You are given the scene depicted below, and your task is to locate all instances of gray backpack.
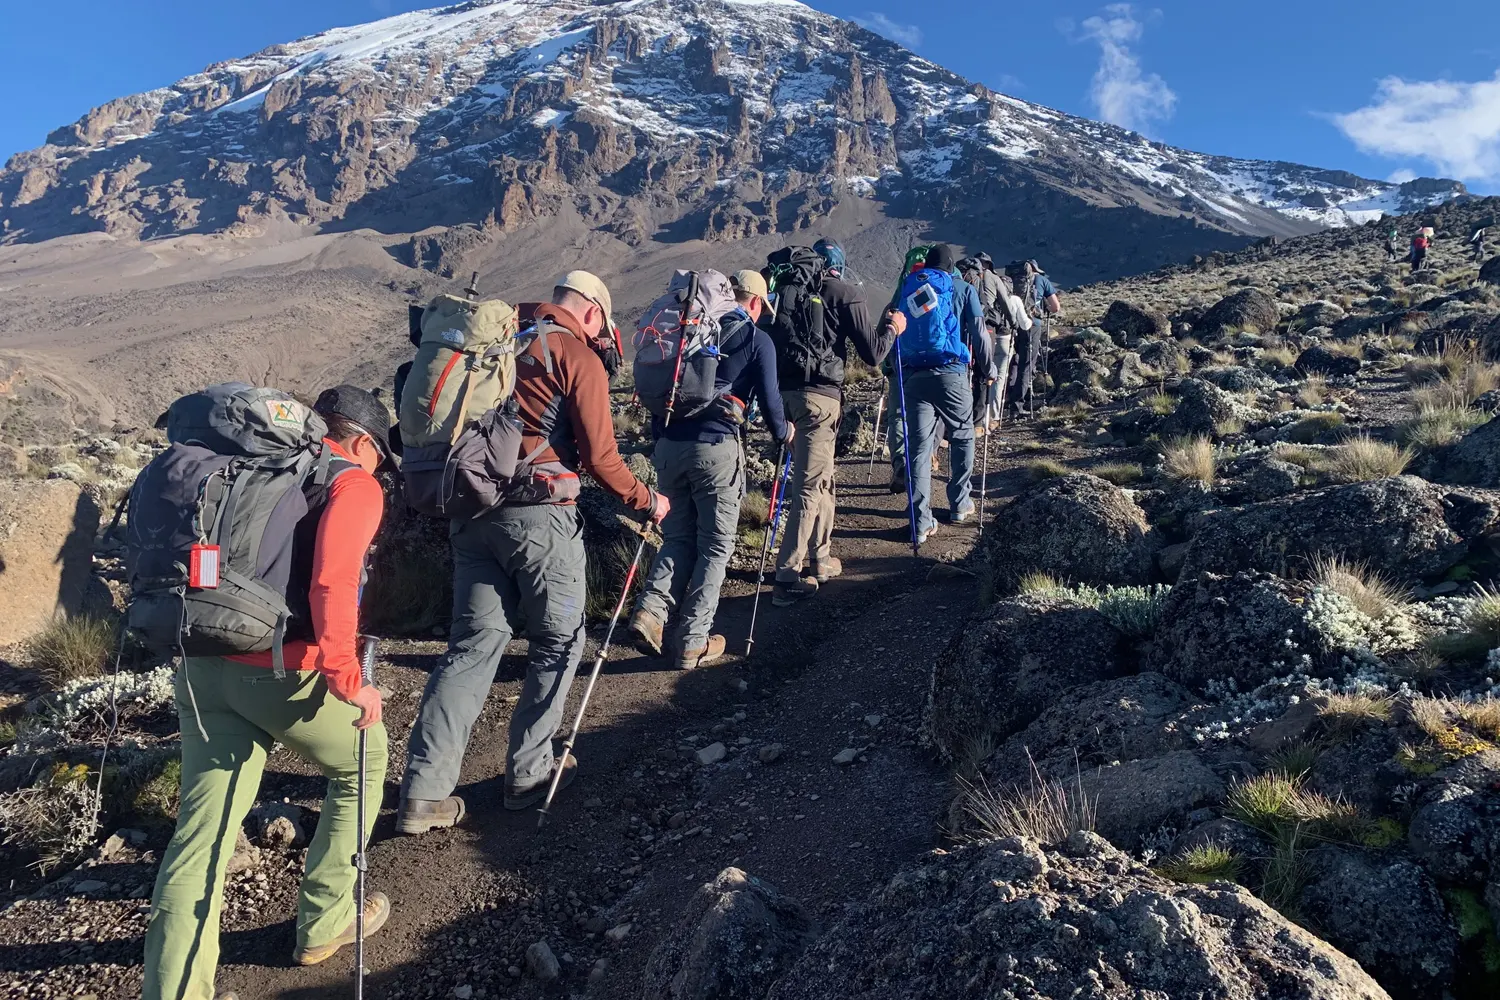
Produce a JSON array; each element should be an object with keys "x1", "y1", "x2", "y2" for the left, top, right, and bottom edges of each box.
[
  {"x1": 631, "y1": 270, "x2": 739, "y2": 423},
  {"x1": 125, "y1": 384, "x2": 355, "y2": 672}
]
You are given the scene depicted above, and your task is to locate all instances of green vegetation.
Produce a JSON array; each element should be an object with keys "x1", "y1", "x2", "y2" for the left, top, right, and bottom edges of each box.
[
  {"x1": 1464, "y1": 585, "x2": 1500, "y2": 645},
  {"x1": 585, "y1": 534, "x2": 654, "y2": 622},
  {"x1": 1265, "y1": 741, "x2": 1321, "y2": 781},
  {"x1": 1091, "y1": 462, "x2": 1144, "y2": 485},
  {"x1": 1096, "y1": 585, "x2": 1171, "y2": 639},
  {"x1": 1161, "y1": 437, "x2": 1216, "y2": 485},
  {"x1": 362, "y1": 544, "x2": 451, "y2": 636},
  {"x1": 1296, "y1": 375, "x2": 1327, "y2": 408},
  {"x1": 1399, "y1": 403, "x2": 1487, "y2": 449},
  {"x1": 1156, "y1": 843, "x2": 1246, "y2": 885},
  {"x1": 1025, "y1": 458, "x2": 1071, "y2": 481},
  {"x1": 1280, "y1": 411, "x2": 1347, "y2": 444},
  {"x1": 28, "y1": 612, "x2": 118, "y2": 689},
  {"x1": 1144, "y1": 392, "x2": 1175, "y2": 416},
  {"x1": 1318, "y1": 436, "x2": 1412, "y2": 483}
]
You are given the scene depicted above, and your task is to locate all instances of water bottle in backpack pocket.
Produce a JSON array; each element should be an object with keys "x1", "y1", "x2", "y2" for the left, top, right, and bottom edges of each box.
[
  {"x1": 898, "y1": 268, "x2": 963, "y2": 370},
  {"x1": 632, "y1": 269, "x2": 738, "y2": 422},
  {"x1": 125, "y1": 384, "x2": 355, "y2": 668}
]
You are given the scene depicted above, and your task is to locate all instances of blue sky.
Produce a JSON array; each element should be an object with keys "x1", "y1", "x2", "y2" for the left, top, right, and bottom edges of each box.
[{"x1": 2, "y1": 0, "x2": 1498, "y2": 193}]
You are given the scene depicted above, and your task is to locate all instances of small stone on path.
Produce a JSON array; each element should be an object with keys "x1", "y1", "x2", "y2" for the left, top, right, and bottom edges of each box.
[
  {"x1": 526, "y1": 941, "x2": 560, "y2": 982},
  {"x1": 696, "y1": 742, "x2": 727, "y2": 765},
  {"x1": 758, "y1": 743, "x2": 784, "y2": 763}
]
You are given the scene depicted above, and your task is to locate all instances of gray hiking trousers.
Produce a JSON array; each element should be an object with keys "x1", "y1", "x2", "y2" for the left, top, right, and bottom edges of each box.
[
  {"x1": 905, "y1": 363, "x2": 975, "y2": 535},
  {"x1": 635, "y1": 436, "x2": 744, "y2": 651},
  {"x1": 403, "y1": 503, "x2": 587, "y2": 799}
]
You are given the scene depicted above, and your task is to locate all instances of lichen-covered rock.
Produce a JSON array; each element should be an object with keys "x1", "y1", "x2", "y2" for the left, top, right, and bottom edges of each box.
[
  {"x1": 1195, "y1": 287, "x2": 1282, "y2": 340},
  {"x1": 642, "y1": 868, "x2": 813, "y2": 1000},
  {"x1": 1179, "y1": 476, "x2": 1500, "y2": 583},
  {"x1": 1139, "y1": 337, "x2": 1187, "y2": 373},
  {"x1": 1441, "y1": 413, "x2": 1500, "y2": 486},
  {"x1": 1480, "y1": 255, "x2": 1500, "y2": 286},
  {"x1": 1296, "y1": 343, "x2": 1362, "y2": 376},
  {"x1": 987, "y1": 474, "x2": 1161, "y2": 589},
  {"x1": 1111, "y1": 352, "x2": 1149, "y2": 391},
  {"x1": 926, "y1": 595, "x2": 1125, "y2": 757},
  {"x1": 1159, "y1": 378, "x2": 1245, "y2": 439},
  {"x1": 1101, "y1": 300, "x2": 1170, "y2": 346},
  {"x1": 1238, "y1": 456, "x2": 1305, "y2": 501},
  {"x1": 767, "y1": 833, "x2": 1391, "y2": 1000},
  {"x1": 1299, "y1": 848, "x2": 1458, "y2": 1000},
  {"x1": 1198, "y1": 364, "x2": 1278, "y2": 393},
  {"x1": 1082, "y1": 750, "x2": 1226, "y2": 852},
  {"x1": 1406, "y1": 752, "x2": 1500, "y2": 884}
]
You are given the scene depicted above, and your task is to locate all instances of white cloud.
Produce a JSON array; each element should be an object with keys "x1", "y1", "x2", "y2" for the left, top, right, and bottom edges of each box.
[
  {"x1": 1387, "y1": 168, "x2": 1418, "y2": 184},
  {"x1": 1077, "y1": 4, "x2": 1177, "y2": 134},
  {"x1": 1333, "y1": 72, "x2": 1500, "y2": 183},
  {"x1": 854, "y1": 12, "x2": 923, "y2": 49}
]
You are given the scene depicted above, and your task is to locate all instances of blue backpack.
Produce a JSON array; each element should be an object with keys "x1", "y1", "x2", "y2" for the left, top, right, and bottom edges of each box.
[{"x1": 897, "y1": 267, "x2": 965, "y2": 370}]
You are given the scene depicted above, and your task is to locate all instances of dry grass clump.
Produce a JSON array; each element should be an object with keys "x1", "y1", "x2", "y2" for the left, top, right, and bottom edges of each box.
[
  {"x1": 1399, "y1": 403, "x2": 1488, "y2": 449},
  {"x1": 1016, "y1": 572, "x2": 1069, "y2": 598},
  {"x1": 1405, "y1": 345, "x2": 1500, "y2": 410},
  {"x1": 1092, "y1": 462, "x2": 1144, "y2": 485},
  {"x1": 957, "y1": 767, "x2": 1097, "y2": 845},
  {"x1": 1025, "y1": 458, "x2": 1071, "y2": 481},
  {"x1": 1319, "y1": 436, "x2": 1412, "y2": 483},
  {"x1": 1261, "y1": 344, "x2": 1300, "y2": 368},
  {"x1": 1281, "y1": 411, "x2": 1347, "y2": 443},
  {"x1": 1161, "y1": 437, "x2": 1216, "y2": 485},
  {"x1": 1310, "y1": 553, "x2": 1409, "y2": 618},
  {"x1": 584, "y1": 535, "x2": 654, "y2": 621},
  {"x1": 1144, "y1": 392, "x2": 1175, "y2": 416},
  {"x1": 1319, "y1": 693, "x2": 1396, "y2": 732},
  {"x1": 28, "y1": 613, "x2": 118, "y2": 689},
  {"x1": 1453, "y1": 698, "x2": 1500, "y2": 741},
  {"x1": 1296, "y1": 375, "x2": 1328, "y2": 408}
]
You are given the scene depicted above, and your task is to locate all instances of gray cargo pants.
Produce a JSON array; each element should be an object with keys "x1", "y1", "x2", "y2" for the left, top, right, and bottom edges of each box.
[
  {"x1": 635, "y1": 436, "x2": 744, "y2": 651},
  {"x1": 403, "y1": 503, "x2": 586, "y2": 798},
  {"x1": 905, "y1": 362, "x2": 975, "y2": 535}
]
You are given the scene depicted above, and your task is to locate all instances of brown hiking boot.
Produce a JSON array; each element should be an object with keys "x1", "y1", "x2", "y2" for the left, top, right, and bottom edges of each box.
[
  {"x1": 772, "y1": 575, "x2": 818, "y2": 607},
  {"x1": 628, "y1": 609, "x2": 664, "y2": 656},
  {"x1": 395, "y1": 796, "x2": 466, "y2": 835},
  {"x1": 811, "y1": 557, "x2": 842, "y2": 583},
  {"x1": 504, "y1": 755, "x2": 578, "y2": 811},
  {"x1": 677, "y1": 635, "x2": 727, "y2": 671},
  {"x1": 293, "y1": 891, "x2": 391, "y2": 966}
]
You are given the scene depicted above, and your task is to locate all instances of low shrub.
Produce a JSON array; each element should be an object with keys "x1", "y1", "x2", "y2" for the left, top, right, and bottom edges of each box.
[
  {"x1": 1095, "y1": 585, "x2": 1170, "y2": 639},
  {"x1": 28, "y1": 613, "x2": 118, "y2": 689},
  {"x1": 1310, "y1": 553, "x2": 1409, "y2": 618},
  {"x1": 1161, "y1": 437, "x2": 1216, "y2": 485},
  {"x1": 1319, "y1": 436, "x2": 1412, "y2": 483}
]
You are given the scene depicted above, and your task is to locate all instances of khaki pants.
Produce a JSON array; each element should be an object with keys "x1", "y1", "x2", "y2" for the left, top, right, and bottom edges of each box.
[
  {"x1": 776, "y1": 390, "x2": 841, "y2": 580},
  {"x1": 144, "y1": 657, "x2": 387, "y2": 1000}
]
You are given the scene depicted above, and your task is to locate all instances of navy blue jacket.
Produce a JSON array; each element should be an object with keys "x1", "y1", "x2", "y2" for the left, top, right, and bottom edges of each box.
[{"x1": 654, "y1": 309, "x2": 790, "y2": 444}]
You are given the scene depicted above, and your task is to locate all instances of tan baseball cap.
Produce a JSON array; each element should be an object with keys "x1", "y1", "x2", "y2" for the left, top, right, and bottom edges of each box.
[
  {"x1": 555, "y1": 270, "x2": 614, "y2": 332},
  {"x1": 731, "y1": 269, "x2": 774, "y2": 317}
]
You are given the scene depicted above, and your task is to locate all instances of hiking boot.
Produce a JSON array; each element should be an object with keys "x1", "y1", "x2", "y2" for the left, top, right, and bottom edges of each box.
[
  {"x1": 628, "y1": 609, "x2": 665, "y2": 657},
  {"x1": 916, "y1": 524, "x2": 936, "y2": 546},
  {"x1": 811, "y1": 557, "x2": 842, "y2": 583},
  {"x1": 772, "y1": 575, "x2": 819, "y2": 607},
  {"x1": 396, "y1": 796, "x2": 466, "y2": 835},
  {"x1": 949, "y1": 502, "x2": 976, "y2": 525},
  {"x1": 504, "y1": 755, "x2": 578, "y2": 811},
  {"x1": 293, "y1": 891, "x2": 391, "y2": 966},
  {"x1": 677, "y1": 635, "x2": 727, "y2": 671}
]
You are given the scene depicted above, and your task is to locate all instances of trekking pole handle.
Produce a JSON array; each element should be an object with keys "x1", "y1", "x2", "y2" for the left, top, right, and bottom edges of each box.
[{"x1": 359, "y1": 635, "x2": 377, "y2": 686}]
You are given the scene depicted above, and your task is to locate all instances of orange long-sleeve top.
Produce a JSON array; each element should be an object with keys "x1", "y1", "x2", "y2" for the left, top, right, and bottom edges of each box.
[{"x1": 228, "y1": 440, "x2": 385, "y2": 700}]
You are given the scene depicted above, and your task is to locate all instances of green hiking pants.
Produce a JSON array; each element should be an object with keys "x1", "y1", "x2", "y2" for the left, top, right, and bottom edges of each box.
[{"x1": 143, "y1": 657, "x2": 387, "y2": 1000}]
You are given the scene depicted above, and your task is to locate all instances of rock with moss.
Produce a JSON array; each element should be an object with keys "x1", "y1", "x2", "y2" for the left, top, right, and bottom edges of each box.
[
  {"x1": 1198, "y1": 364, "x2": 1279, "y2": 393},
  {"x1": 642, "y1": 867, "x2": 815, "y2": 1000},
  {"x1": 1406, "y1": 752, "x2": 1500, "y2": 885},
  {"x1": 1178, "y1": 476, "x2": 1500, "y2": 584},
  {"x1": 767, "y1": 832, "x2": 1391, "y2": 1000},
  {"x1": 1298, "y1": 848, "x2": 1458, "y2": 1000},
  {"x1": 1194, "y1": 287, "x2": 1282, "y2": 341},
  {"x1": 925, "y1": 595, "x2": 1125, "y2": 757},
  {"x1": 986, "y1": 474, "x2": 1161, "y2": 589},
  {"x1": 1159, "y1": 378, "x2": 1248, "y2": 439}
]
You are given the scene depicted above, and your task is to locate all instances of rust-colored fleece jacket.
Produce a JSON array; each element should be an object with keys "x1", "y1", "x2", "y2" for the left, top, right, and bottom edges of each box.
[{"x1": 519, "y1": 303, "x2": 653, "y2": 514}]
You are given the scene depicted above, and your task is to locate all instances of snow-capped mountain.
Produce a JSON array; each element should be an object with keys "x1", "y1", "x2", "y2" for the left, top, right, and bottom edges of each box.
[{"x1": 0, "y1": 0, "x2": 1466, "y2": 260}]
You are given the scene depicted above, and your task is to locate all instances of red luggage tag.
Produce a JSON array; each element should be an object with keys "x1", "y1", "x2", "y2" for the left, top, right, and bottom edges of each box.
[{"x1": 189, "y1": 544, "x2": 221, "y2": 589}]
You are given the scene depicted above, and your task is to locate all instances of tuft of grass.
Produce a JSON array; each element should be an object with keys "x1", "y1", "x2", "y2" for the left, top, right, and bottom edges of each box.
[
  {"x1": 1156, "y1": 843, "x2": 1246, "y2": 885},
  {"x1": 1261, "y1": 827, "x2": 1311, "y2": 916},
  {"x1": 1272, "y1": 443, "x2": 1323, "y2": 468},
  {"x1": 1400, "y1": 404, "x2": 1488, "y2": 449},
  {"x1": 1025, "y1": 458, "x2": 1071, "y2": 481},
  {"x1": 1214, "y1": 416, "x2": 1245, "y2": 438},
  {"x1": 739, "y1": 488, "x2": 771, "y2": 530},
  {"x1": 0, "y1": 763, "x2": 99, "y2": 873},
  {"x1": 1454, "y1": 697, "x2": 1500, "y2": 741},
  {"x1": 585, "y1": 534, "x2": 655, "y2": 622},
  {"x1": 1404, "y1": 345, "x2": 1499, "y2": 409},
  {"x1": 1017, "y1": 572, "x2": 1070, "y2": 598},
  {"x1": 957, "y1": 765, "x2": 1097, "y2": 846},
  {"x1": 1281, "y1": 411, "x2": 1347, "y2": 444},
  {"x1": 1262, "y1": 344, "x2": 1299, "y2": 368},
  {"x1": 1225, "y1": 773, "x2": 1360, "y2": 837},
  {"x1": 1320, "y1": 436, "x2": 1413, "y2": 483},
  {"x1": 362, "y1": 545, "x2": 451, "y2": 637},
  {"x1": 1265, "y1": 741, "x2": 1321, "y2": 781},
  {"x1": 1466, "y1": 585, "x2": 1500, "y2": 646},
  {"x1": 1144, "y1": 392, "x2": 1175, "y2": 416},
  {"x1": 1319, "y1": 692, "x2": 1396, "y2": 733},
  {"x1": 28, "y1": 613, "x2": 118, "y2": 690},
  {"x1": 1296, "y1": 375, "x2": 1328, "y2": 408},
  {"x1": 1310, "y1": 553, "x2": 1409, "y2": 619},
  {"x1": 1092, "y1": 462, "x2": 1144, "y2": 485},
  {"x1": 1161, "y1": 437, "x2": 1217, "y2": 485}
]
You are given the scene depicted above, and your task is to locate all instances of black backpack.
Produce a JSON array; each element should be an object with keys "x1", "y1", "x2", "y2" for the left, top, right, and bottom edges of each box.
[
  {"x1": 125, "y1": 384, "x2": 356, "y2": 670},
  {"x1": 764, "y1": 246, "x2": 842, "y2": 389},
  {"x1": 1005, "y1": 260, "x2": 1040, "y2": 318}
]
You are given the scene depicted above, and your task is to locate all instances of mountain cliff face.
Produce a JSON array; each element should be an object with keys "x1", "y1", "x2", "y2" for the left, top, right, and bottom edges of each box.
[{"x1": 0, "y1": 0, "x2": 1468, "y2": 278}]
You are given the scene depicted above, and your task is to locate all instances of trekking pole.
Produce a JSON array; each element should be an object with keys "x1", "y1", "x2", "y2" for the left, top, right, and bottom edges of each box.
[
  {"x1": 538, "y1": 532, "x2": 649, "y2": 830},
  {"x1": 354, "y1": 634, "x2": 377, "y2": 1000},
  {"x1": 978, "y1": 409, "x2": 993, "y2": 541},
  {"x1": 893, "y1": 338, "x2": 919, "y2": 556},
  {"x1": 746, "y1": 446, "x2": 794, "y2": 656},
  {"x1": 865, "y1": 388, "x2": 886, "y2": 485}
]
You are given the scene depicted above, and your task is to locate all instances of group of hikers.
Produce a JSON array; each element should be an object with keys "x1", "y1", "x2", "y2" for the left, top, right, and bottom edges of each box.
[
  {"x1": 1390, "y1": 222, "x2": 1490, "y2": 271},
  {"x1": 123, "y1": 238, "x2": 1061, "y2": 999}
]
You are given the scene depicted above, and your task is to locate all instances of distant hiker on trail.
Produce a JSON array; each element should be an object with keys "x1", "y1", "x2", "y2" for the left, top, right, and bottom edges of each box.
[
  {"x1": 763, "y1": 239, "x2": 902, "y2": 606},
  {"x1": 139, "y1": 384, "x2": 393, "y2": 1000},
  {"x1": 626, "y1": 269, "x2": 792, "y2": 670},
  {"x1": 894, "y1": 243, "x2": 990, "y2": 545},
  {"x1": 1004, "y1": 259, "x2": 1058, "y2": 418},
  {"x1": 1411, "y1": 231, "x2": 1432, "y2": 273},
  {"x1": 1472, "y1": 225, "x2": 1488, "y2": 262},
  {"x1": 399, "y1": 271, "x2": 668, "y2": 831},
  {"x1": 957, "y1": 253, "x2": 1033, "y2": 431},
  {"x1": 1387, "y1": 226, "x2": 1402, "y2": 263}
]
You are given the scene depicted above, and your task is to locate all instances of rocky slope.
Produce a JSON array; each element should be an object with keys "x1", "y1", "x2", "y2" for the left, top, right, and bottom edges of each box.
[{"x1": 0, "y1": 0, "x2": 1466, "y2": 281}]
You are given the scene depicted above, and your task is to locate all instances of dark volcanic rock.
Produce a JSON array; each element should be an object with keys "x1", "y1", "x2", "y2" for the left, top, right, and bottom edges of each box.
[
  {"x1": 1159, "y1": 378, "x2": 1242, "y2": 439},
  {"x1": 1442, "y1": 413, "x2": 1500, "y2": 486},
  {"x1": 926, "y1": 595, "x2": 1125, "y2": 756},
  {"x1": 1150, "y1": 571, "x2": 1323, "y2": 690},
  {"x1": 1102, "y1": 300, "x2": 1170, "y2": 346},
  {"x1": 1295, "y1": 343, "x2": 1362, "y2": 376},
  {"x1": 1481, "y1": 255, "x2": 1500, "y2": 285},
  {"x1": 987, "y1": 474, "x2": 1161, "y2": 588},
  {"x1": 766, "y1": 833, "x2": 1390, "y2": 1000},
  {"x1": 1194, "y1": 287, "x2": 1282, "y2": 340},
  {"x1": 1178, "y1": 476, "x2": 1500, "y2": 583}
]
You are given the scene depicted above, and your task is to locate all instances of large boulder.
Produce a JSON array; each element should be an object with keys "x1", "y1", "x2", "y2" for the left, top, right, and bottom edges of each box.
[
  {"x1": 1295, "y1": 343, "x2": 1362, "y2": 377},
  {"x1": 986, "y1": 474, "x2": 1160, "y2": 589},
  {"x1": 926, "y1": 595, "x2": 1125, "y2": 757},
  {"x1": 1159, "y1": 378, "x2": 1245, "y2": 439},
  {"x1": 1178, "y1": 476, "x2": 1500, "y2": 583},
  {"x1": 1480, "y1": 255, "x2": 1500, "y2": 285},
  {"x1": 1195, "y1": 287, "x2": 1282, "y2": 340},
  {"x1": 1299, "y1": 848, "x2": 1458, "y2": 1000},
  {"x1": 1082, "y1": 750, "x2": 1226, "y2": 852},
  {"x1": 1406, "y1": 751, "x2": 1500, "y2": 885},
  {"x1": 0, "y1": 479, "x2": 103, "y2": 646},
  {"x1": 1101, "y1": 300, "x2": 1169, "y2": 346},
  {"x1": 767, "y1": 833, "x2": 1391, "y2": 1000},
  {"x1": 642, "y1": 867, "x2": 814, "y2": 1000},
  {"x1": 1441, "y1": 413, "x2": 1500, "y2": 486}
]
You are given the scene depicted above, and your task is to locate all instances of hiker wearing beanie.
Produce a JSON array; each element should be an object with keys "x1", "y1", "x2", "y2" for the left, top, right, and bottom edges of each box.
[
  {"x1": 893, "y1": 243, "x2": 990, "y2": 544},
  {"x1": 766, "y1": 238, "x2": 904, "y2": 606},
  {"x1": 628, "y1": 270, "x2": 792, "y2": 669},
  {"x1": 399, "y1": 271, "x2": 668, "y2": 830},
  {"x1": 142, "y1": 385, "x2": 393, "y2": 1000}
]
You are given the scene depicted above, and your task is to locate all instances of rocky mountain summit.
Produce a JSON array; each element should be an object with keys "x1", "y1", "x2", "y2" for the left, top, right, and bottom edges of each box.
[{"x1": 0, "y1": 0, "x2": 1466, "y2": 279}]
